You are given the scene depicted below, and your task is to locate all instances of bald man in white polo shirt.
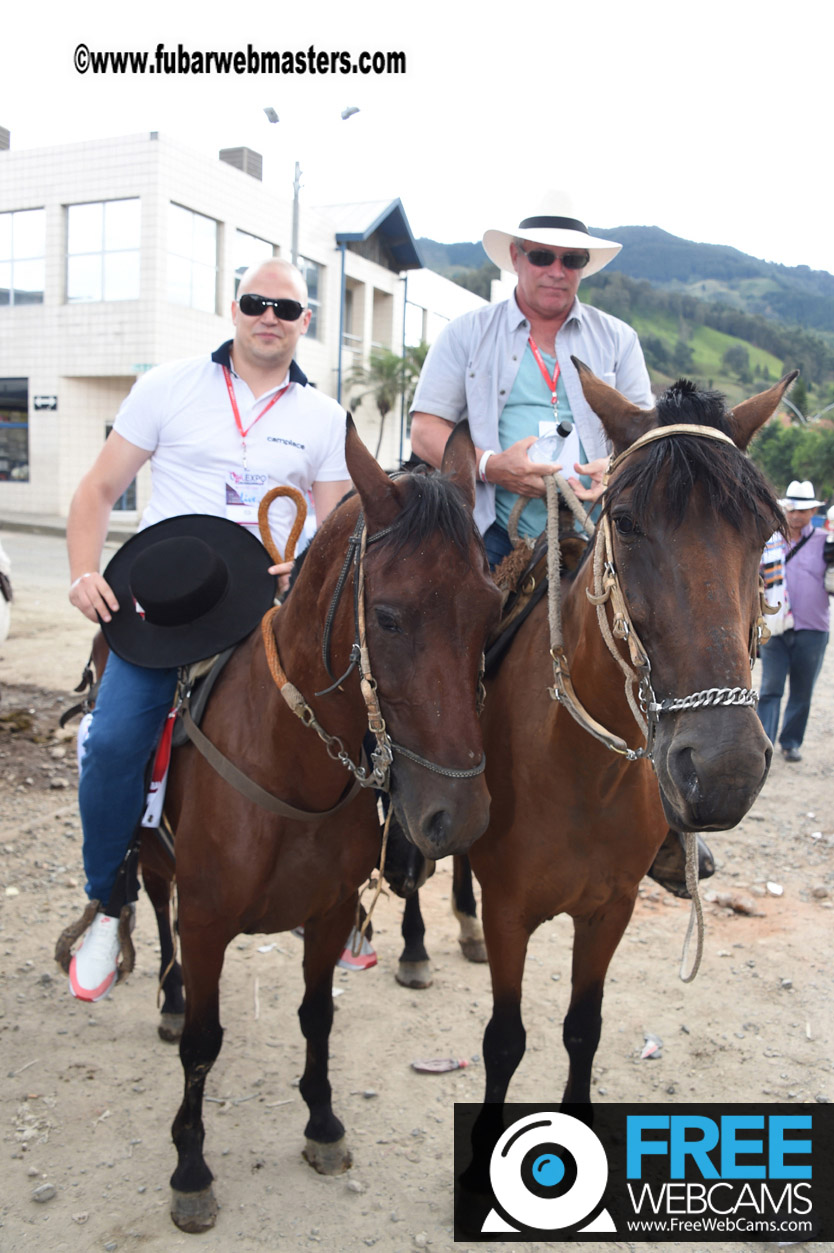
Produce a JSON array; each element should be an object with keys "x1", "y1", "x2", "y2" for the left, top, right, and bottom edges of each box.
[{"x1": 65, "y1": 259, "x2": 351, "y2": 1002}]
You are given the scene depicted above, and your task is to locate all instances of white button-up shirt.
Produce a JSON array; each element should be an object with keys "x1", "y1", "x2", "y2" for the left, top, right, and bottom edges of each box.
[{"x1": 412, "y1": 292, "x2": 653, "y2": 533}]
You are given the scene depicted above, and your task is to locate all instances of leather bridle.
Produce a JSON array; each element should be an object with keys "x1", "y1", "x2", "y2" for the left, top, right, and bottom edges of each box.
[{"x1": 547, "y1": 424, "x2": 769, "y2": 764}]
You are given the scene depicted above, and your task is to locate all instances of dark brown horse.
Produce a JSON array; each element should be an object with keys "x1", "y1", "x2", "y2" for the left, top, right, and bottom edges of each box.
[
  {"x1": 458, "y1": 366, "x2": 793, "y2": 1201},
  {"x1": 153, "y1": 421, "x2": 500, "y2": 1231}
]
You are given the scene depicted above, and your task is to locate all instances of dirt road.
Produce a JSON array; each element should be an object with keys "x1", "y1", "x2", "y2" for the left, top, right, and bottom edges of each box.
[{"x1": 1, "y1": 533, "x2": 832, "y2": 1251}]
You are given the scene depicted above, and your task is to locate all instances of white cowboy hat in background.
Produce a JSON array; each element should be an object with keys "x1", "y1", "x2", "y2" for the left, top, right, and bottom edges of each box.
[
  {"x1": 779, "y1": 480, "x2": 826, "y2": 510},
  {"x1": 482, "y1": 190, "x2": 622, "y2": 278}
]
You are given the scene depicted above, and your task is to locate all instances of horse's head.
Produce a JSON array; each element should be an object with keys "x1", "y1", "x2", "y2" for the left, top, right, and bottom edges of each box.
[
  {"x1": 574, "y1": 359, "x2": 796, "y2": 831},
  {"x1": 332, "y1": 419, "x2": 502, "y2": 859}
]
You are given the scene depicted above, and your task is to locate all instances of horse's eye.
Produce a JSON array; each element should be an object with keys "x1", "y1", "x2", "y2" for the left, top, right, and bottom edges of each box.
[
  {"x1": 376, "y1": 608, "x2": 401, "y2": 634},
  {"x1": 614, "y1": 514, "x2": 640, "y2": 536}
]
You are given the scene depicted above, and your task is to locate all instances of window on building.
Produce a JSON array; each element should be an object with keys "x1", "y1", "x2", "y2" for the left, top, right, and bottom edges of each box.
[
  {"x1": 0, "y1": 209, "x2": 46, "y2": 306},
  {"x1": 0, "y1": 378, "x2": 29, "y2": 482},
  {"x1": 105, "y1": 422, "x2": 136, "y2": 510},
  {"x1": 168, "y1": 203, "x2": 218, "y2": 313},
  {"x1": 67, "y1": 199, "x2": 141, "y2": 302},
  {"x1": 233, "y1": 230, "x2": 276, "y2": 297},
  {"x1": 297, "y1": 256, "x2": 321, "y2": 339}
]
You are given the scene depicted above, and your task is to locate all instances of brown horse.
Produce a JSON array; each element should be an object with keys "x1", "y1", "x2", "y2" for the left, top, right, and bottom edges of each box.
[
  {"x1": 458, "y1": 365, "x2": 793, "y2": 1196},
  {"x1": 155, "y1": 420, "x2": 500, "y2": 1232}
]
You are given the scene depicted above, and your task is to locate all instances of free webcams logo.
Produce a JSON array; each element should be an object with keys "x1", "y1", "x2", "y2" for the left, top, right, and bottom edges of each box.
[
  {"x1": 482, "y1": 1111, "x2": 615, "y2": 1235},
  {"x1": 454, "y1": 1103, "x2": 832, "y2": 1243}
]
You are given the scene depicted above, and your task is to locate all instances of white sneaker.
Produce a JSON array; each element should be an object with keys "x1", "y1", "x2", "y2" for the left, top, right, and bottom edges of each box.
[{"x1": 68, "y1": 911, "x2": 122, "y2": 1001}]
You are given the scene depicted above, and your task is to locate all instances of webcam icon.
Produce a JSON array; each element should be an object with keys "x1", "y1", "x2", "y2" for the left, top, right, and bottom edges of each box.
[{"x1": 483, "y1": 1111, "x2": 616, "y2": 1234}]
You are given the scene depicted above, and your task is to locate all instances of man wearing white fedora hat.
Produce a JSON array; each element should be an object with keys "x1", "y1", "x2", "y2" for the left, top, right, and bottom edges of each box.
[
  {"x1": 411, "y1": 194, "x2": 716, "y2": 898},
  {"x1": 758, "y1": 480, "x2": 831, "y2": 762},
  {"x1": 411, "y1": 191, "x2": 653, "y2": 564}
]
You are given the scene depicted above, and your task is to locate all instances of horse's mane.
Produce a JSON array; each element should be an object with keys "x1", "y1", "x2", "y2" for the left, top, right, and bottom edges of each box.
[
  {"x1": 602, "y1": 379, "x2": 783, "y2": 538},
  {"x1": 374, "y1": 464, "x2": 479, "y2": 559}
]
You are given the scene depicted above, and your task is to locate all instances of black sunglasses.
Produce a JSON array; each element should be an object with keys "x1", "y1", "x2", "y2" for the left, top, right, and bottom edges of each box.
[
  {"x1": 238, "y1": 293, "x2": 305, "y2": 320},
  {"x1": 516, "y1": 243, "x2": 590, "y2": 271}
]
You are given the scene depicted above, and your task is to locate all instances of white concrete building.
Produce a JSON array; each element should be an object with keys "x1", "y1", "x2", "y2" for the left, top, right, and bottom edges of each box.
[{"x1": 0, "y1": 129, "x2": 484, "y2": 522}]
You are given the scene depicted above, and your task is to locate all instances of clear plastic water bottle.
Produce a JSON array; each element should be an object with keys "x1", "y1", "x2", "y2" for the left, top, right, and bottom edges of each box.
[{"x1": 528, "y1": 420, "x2": 573, "y2": 464}]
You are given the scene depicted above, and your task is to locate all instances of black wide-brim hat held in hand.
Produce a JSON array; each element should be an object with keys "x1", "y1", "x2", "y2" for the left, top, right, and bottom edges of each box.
[{"x1": 101, "y1": 514, "x2": 277, "y2": 669}]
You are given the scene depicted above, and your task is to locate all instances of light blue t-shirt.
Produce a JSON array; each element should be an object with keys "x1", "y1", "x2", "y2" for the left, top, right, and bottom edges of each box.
[{"x1": 495, "y1": 344, "x2": 587, "y2": 539}]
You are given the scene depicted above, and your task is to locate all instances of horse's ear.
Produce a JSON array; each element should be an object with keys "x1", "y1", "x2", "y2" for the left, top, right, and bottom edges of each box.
[
  {"x1": 729, "y1": 371, "x2": 799, "y2": 450},
  {"x1": 440, "y1": 420, "x2": 477, "y2": 512},
  {"x1": 344, "y1": 414, "x2": 405, "y2": 528},
  {"x1": 571, "y1": 357, "x2": 654, "y2": 453}
]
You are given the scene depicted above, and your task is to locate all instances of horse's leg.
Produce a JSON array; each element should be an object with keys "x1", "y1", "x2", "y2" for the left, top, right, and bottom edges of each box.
[
  {"x1": 561, "y1": 895, "x2": 636, "y2": 1112},
  {"x1": 141, "y1": 864, "x2": 185, "y2": 1043},
  {"x1": 452, "y1": 854, "x2": 486, "y2": 963},
  {"x1": 397, "y1": 893, "x2": 433, "y2": 989},
  {"x1": 299, "y1": 895, "x2": 356, "y2": 1175},
  {"x1": 169, "y1": 928, "x2": 226, "y2": 1233},
  {"x1": 458, "y1": 899, "x2": 531, "y2": 1204}
]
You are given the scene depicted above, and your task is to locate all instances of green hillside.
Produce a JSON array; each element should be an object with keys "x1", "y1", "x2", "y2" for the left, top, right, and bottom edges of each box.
[
  {"x1": 604, "y1": 226, "x2": 834, "y2": 335},
  {"x1": 580, "y1": 271, "x2": 834, "y2": 409},
  {"x1": 581, "y1": 291, "x2": 787, "y2": 404}
]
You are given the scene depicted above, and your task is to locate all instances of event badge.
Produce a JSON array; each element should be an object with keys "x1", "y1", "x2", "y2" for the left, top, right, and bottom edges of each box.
[{"x1": 225, "y1": 470, "x2": 267, "y2": 526}]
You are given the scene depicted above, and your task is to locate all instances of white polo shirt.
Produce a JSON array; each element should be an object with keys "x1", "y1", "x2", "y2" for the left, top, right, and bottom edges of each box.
[{"x1": 114, "y1": 341, "x2": 349, "y2": 554}]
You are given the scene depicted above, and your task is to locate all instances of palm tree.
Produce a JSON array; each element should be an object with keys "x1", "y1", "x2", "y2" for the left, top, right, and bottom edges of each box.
[{"x1": 347, "y1": 343, "x2": 428, "y2": 460}]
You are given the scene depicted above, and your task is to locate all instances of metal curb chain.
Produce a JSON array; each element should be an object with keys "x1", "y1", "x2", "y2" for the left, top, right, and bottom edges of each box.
[{"x1": 648, "y1": 686, "x2": 759, "y2": 714}]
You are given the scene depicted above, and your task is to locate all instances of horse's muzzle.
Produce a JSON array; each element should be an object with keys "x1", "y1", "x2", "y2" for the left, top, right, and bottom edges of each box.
[
  {"x1": 653, "y1": 708, "x2": 772, "y2": 831},
  {"x1": 390, "y1": 769, "x2": 491, "y2": 860}
]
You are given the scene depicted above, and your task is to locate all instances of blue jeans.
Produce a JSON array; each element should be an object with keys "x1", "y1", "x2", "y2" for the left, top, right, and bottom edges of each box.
[
  {"x1": 78, "y1": 652, "x2": 178, "y2": 903},
  {"x1": 483, "y1": 522, "x2": 513, "y2": 569},
  {"x1": 757, "y1": 629, "x2": 829, "y2": 750}
]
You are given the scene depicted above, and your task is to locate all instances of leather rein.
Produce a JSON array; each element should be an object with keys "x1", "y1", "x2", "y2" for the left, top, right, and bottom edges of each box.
[
  {"x1": 545, "y1": 423, "x2": 773, "y2": 764},
  {"x1": 180, "y1": 486, "x2": 484, "y2": 822}
]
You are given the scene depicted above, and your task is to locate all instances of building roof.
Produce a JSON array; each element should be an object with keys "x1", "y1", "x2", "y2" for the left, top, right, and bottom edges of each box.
[{"x1": 319, "y1": 199, "x2": 423, "y2": 271}]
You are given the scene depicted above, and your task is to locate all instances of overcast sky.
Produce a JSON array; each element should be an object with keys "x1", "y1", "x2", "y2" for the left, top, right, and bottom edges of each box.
[{"x1": 4, "y1": 0, "x2": 832, "y2": 274}]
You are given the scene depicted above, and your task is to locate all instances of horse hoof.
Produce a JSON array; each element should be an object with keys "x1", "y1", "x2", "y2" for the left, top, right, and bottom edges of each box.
[
  {"x1": 396, "y1": 960, "x2": 433, "y2": 989},
  {"x1": 458, "y1": 937, "x2": 487, "y2": 963},
  {"x1": 170, "y1": 1185, "x2": 218, "y2": 1232},
  {"x1": 158, "y1": 1012, "x2": 185, "y2": 1043},
  {"x1": 303, "y1": 1136, "x2": 352, "y2": 1175}
]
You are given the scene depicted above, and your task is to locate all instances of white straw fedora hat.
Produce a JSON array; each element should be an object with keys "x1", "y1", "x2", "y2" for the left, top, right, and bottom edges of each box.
[
  {"x1": 779, "y1": 480, "x2": 826, "y2": 510},
  {"x1": 483, "y1": 191, "x2": 622, "y2": 279}
]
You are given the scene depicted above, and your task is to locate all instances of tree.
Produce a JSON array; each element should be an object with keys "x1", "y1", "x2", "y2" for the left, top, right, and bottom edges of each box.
[
  {"x1": 791, "y1": 426, "x2": 834, "y2": 501},
  {"x1": 642, "y1": 334, "x2": 671, "y2": 372},
  {"x1": 749, "y1": 422, "x2": 799, "y2": 494},
  {"x1": 347, "y1": 343, "x2": 428, "y2": 461},
  {"x1": 672, "y1": 339, "x2": 694, "y2": 372},
  {"x1": 788, "y1": 375, "x2": 809, "y2": 417},
  {"x1": 722, "y1": 344, "x2": 751, "y2": 382}
]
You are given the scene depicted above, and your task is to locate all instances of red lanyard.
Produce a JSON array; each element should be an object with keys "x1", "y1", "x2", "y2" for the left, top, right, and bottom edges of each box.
[
  {"x1": 528, "y1": 337, "x2": 560, "y2": 416},
  {"x1": 223, "y1": 366, "x2": 290, "y2": 468}
]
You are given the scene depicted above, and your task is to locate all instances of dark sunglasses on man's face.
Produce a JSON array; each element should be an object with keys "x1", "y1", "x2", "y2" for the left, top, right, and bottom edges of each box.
[
  {"x1": 517, "y1": 243, "x2": 590, "y2": 270},
  {"x1": 238, "y1": 293, "x2": 305, "y2": 320}
]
